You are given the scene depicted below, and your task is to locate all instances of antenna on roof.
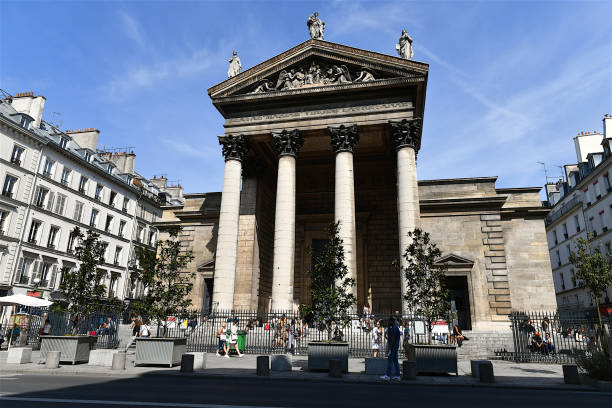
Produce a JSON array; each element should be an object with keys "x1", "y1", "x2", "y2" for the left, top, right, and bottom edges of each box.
[
  {"x1": 554, "y1": 165, "x2": 566, "y2": 183},
  {"x1": 51, "y1": 111, "x2": 63, "y2": 129},
  {"x1": 537, "y1": 162, "x2": 548, "y2": 182},
  {"x1": 0, "y1": 88, "x2": 12, "y2": 99}
]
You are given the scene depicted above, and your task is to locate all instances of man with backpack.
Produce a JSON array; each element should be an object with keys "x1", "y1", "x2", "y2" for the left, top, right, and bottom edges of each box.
[{"x1": 380, "y1": 317, "x2": 401, "y2": 381}]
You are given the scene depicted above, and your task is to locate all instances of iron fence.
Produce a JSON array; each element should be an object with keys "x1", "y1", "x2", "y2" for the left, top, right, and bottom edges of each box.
[
  {"x1": 502, "y1": 310, "x2": 612, "y2": 363},
  {"x1": 139, "y1": 309, "x2": 450, "y2": 358},
  {"x1": 1, "y1": 307, "x2": 120, "y2": 349}
]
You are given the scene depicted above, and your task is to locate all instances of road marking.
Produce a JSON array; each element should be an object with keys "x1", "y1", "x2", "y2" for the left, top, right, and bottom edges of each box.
[{"x1": 0, "y1": 397, "x2": 288, "y2": 408}]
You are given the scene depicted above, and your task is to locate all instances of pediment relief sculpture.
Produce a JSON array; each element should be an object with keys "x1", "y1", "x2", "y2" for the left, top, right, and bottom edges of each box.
[{"x1": 249, "y1": 60, "x2": 378, "y2": 94}]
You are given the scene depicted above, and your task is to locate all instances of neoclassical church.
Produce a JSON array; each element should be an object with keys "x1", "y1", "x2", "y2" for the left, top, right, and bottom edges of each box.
[{"x1": 158, "y1": 37, "x2": 557, "y2": 331}]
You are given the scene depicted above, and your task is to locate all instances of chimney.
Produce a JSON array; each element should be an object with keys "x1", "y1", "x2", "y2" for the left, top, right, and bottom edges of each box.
[
  {"x1": 11, "y1": 92, "x2": 46, "y2": 128},
  {"x1": 65, "y1": 128, "x2": 100, "y2": 151},
  {"x1": 150, "y1": 176, "x2": 168, "y2": 189},
  {"x1": 102, "y1": 152, "x2": 136, "y2": 175},
  {"x1": 604, "y1": 114, "x2": 612, "y2": 139}
]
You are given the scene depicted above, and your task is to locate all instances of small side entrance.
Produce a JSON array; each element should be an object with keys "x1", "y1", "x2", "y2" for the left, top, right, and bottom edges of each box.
[{"x1": 446, "y1": 276, "x2": 472, "y2": 330}]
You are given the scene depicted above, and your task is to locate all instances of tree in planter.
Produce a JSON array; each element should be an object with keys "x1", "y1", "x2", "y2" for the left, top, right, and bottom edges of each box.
[
  {"x1": 300, "y1": 222, "x2": 356, "y2": 341},
  {"x1": 57, "y1": 227, "x2": 123, "y2": 333},
  {"x1": 569, "y1": 236, "x2": 612, "y2": 356},
  {"x1": 131, "y1": 227, "x2": 194, "y2": 337},
  {"x1": 401, "y1": 228, "x2": 451, "y2": 345}
]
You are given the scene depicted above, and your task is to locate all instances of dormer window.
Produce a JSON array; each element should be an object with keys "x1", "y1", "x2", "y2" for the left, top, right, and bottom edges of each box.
[
  {"x1": 107, "y1": 164, "x2": 113, "y2": 174},
  {"x1": 84, "y1": 152, "x2": 92, "y2": 162},
  {"x1": 20, "y1": 115, "x2": 32, "y2": 129},
  {"x1": 59, "y1": 137, "x2": 68, "y2": 149}
]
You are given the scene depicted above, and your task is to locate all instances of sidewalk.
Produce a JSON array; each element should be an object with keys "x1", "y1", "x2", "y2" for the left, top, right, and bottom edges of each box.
[{"x1": 0, "y1": 350, "x2": 598, "y2": 391}]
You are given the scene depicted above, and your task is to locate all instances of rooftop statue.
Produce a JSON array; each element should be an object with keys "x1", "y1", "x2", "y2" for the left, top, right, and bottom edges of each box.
[
  {"x1": 228, "y1": 50, "x2": 242, "y2": 78},
  {"x1": 307, "y1": 12, "x2": 325, "y2": 40},
  {"x1": 396, "y1": 29, "x2": 414, "y2": 60}
]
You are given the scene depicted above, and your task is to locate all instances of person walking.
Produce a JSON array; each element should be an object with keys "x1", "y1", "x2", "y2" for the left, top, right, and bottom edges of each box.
[
  {"x1": 216, "y1": 323, "x2": 229, "y2": 357},
  {"x1": 124, "y1": 317, "x2": 142, "y2": 352},
  {"x1": 140, "y1": 320, "x2": 152, "y2": 338},
  {"x1": 229, "y1": 319, "x2": 243, "y2": 357},
  {"x1": 287, "y1": 319, "x2": 297, "y2": 355},
  {"x1": 371, "y1": 320, "x2": 382, "y2": 357},
  {"x1": 380, "y1": 317, "x2": 401, "y2": 381}
]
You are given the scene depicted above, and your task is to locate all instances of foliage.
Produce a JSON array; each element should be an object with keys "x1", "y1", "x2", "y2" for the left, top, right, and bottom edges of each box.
[
  {"x1": 576, "y1": 349, "x2": 612, "y2": 381},
  {"x1": 58, "y1": 227, "x2": 123, "y2": 328},
  {"x1": 401, "y1": 228, "x2": 451, "y2": 344},
  {"x1": 300, "y1": 222, "x2": 356, "y2": 341},
  {"x1": 131, "y1": 228, "x2": 194, "y2": 336},
  {"x1": 569, "y1": 236, "x2": 612, "y2": 355}
]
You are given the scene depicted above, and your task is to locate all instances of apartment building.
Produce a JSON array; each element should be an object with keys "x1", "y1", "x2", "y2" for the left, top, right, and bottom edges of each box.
[
  {"x1": 0, "y1": 91, "x2": 161, "y2": 304},
  {"x1": 544, "y1": 114, "x2": 612, "y2": 316}
]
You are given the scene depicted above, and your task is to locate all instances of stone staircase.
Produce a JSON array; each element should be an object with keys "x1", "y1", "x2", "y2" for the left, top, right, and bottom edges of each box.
[{"x1": 455, "y1": 331, "x2": 514, "y2": 360}]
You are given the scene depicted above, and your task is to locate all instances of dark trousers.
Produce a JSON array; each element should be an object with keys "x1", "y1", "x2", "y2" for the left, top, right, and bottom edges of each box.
[{"x1": 386, "y1": 348, "x2": 400, "y2": 377}]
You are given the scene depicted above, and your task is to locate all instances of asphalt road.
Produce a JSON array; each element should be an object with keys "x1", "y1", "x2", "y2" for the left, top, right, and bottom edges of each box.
[{"x1": 0, "y1": 373, "x2": 610, "y2": 408}]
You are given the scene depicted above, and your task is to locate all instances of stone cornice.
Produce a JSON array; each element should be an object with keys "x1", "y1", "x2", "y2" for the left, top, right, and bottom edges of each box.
[
  {"x1": 208, "y1": 39, "x2": 429, "y2": 99},
  {"x1": 272, "y1": 129, "x2": 304, "y2": 158},
  {"x1": 328, "y1": 124, "x2": 359, "y2": 153},
  {"x1": 218, "y1": 134, "x2": 249, "y2": 162}
]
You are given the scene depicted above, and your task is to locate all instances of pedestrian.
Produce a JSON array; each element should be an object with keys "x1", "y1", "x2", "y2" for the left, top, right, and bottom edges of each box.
[
  {"x1": 216, "y1": 323, "x2": 229, "y2": 357},
  {"x1": 39, "y1": 318, "x2": 51, "y2": 336},
  {"x1": 372, "y1": 320, "x2": 382, "y2": 357},
  {"x1": 140, "y1": 319, "x2": 152, "y2": 338},
  {"x1": 402, "y1": 319, "x2": 411, "y2": 357},
  {"x1": 229, "y1": 319, "x2": 243, "y2": 357},
  {"x1": 380, "y1": 317, "x2": 401, "y2": 381},
  {"x1": 288, "y1": 319, "x2": 297, "y2": 355}
]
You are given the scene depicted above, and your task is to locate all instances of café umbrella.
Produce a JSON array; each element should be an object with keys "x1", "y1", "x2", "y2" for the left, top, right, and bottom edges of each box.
[{"x1": 0, "y1": 294, "x2": 53, "y2": 349}]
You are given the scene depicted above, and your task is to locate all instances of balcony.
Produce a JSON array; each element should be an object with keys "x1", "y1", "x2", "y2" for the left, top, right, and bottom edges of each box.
[
  {"x1": 10, "y1": 158, "x2": 21, "y2": 166},
  {"x1": 47, "y1": 243, "x2": 55, "y2": 250},
  {"x1": 39, "y1": 280, "x2": 49, "y2": 288},
  {"x1": 61, "y1": 179, "x2": 69, "y2": 186},
  {"x1": 2, "y1": 191, "x2": 13, "y2": 199},
  {"x1": 42, "y1": 171, "x2": 51, "y2": 177},
  {"x1": 545, "y1": 196, "x2": 583, "y2": 226},
  {"x1": 17, "y1": 275, "x2": 30, "y2": 285},
  {"x1": 27, "y1": 238, "x2": 37, "y2": 245},
  {"x1": 78, "y1": 187, "x2": 86, "y2": 194},
  {"x1": 603, "y1": 227, "x2": 609, "y2": 233}
]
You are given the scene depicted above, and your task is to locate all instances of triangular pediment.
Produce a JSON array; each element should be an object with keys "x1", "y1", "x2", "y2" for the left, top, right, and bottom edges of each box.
[
  {"x1": 435, "y1": 254, "x2": 475, "y2": 267},
  {"x1": 208, "y1": 39, "x2": 428, "y2": 101}
]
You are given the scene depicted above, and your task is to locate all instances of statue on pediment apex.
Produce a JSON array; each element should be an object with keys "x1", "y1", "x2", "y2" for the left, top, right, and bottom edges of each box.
[
  {"x1": 396, "y1": 29, "x2": 414, "y2": 60},
  {"x1": 307, "y1": 12, "x2": 325, "y2": 40},
  {"x1": 228, "y1": 51, "x2": 242, "y2": 78}
]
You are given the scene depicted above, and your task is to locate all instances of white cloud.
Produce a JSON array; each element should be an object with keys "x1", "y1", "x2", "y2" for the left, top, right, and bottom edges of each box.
[
  {"x1": 118, "y1": 10, "x2": 146, "y2": 48},
  {"x1": 159, "y1": 137, "x2": 218, "y2": 160}
]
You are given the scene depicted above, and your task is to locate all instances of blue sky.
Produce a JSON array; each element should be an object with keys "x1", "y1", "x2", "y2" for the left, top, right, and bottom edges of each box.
[{"x1": 1, "y1": 0, "x2": 611, "y2": 194}]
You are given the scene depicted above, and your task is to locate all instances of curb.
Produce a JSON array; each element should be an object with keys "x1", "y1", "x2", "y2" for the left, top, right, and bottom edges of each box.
[{"x1": 0, "y1": 366, "x2": 600, "y2": 392}]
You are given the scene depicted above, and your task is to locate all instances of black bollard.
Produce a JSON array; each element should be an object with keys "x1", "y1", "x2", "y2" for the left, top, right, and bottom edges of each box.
[
  {"x1": 329, "y1": 359, "x2": 342, "y2": 378},
  {"x1": 257, "y1": 355, "x2": 270, "y2": 376},
  {"x1": 562, "y1": 365, "x2": 580, "y2": 385},
  {"x1": 180, "y1": 353, "x2": 194, "y2": 373},
  {"x1": 402, "y1": 360, "x2": 417, "y2": 380}
]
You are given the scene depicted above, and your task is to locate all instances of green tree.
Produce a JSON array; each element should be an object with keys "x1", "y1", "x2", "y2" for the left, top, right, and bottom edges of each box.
[
  {"x1": 131, "y1": 228, "x2": 194, "y2": 336},
  {"x1": 58, "y1": 227, "x2": 123, "y2": 331},
  {"x1": 401, "y1": 228, "x2": 451, "y2": 344},
  {"x1": 300, "y1": 222, "x2": 356, "y2": 341},
  {"x1": 569, "y1": 236, "x2": 612, "y2": 356}
]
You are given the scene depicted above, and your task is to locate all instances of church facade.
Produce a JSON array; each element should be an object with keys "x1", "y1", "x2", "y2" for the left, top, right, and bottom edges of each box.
[{"x1": 162, "y1": 39, "x2": 557, "y2": 331}]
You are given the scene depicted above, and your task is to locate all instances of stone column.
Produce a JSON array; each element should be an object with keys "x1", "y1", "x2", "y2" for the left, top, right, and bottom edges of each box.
[
  {"x1": 213, "y1": 135, "x2": 248, "y2": 311},
  {"x1": 390, "y1": 118, "x2": 422, "y2": 315},
  {"x1": 329, "y1": 125, "x2": 359, "y2": 302},
  {"x1": 270, "y1": 129, "x2": 304, "y2": 311}
]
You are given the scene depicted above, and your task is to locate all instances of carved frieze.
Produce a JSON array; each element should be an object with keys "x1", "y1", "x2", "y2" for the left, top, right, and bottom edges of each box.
[
  {"x1": 218, "y1": 134, "x2": 249, "y2": 162},
  {"x1": 249, "y1": 60, "x2": 378, "y2": 94},
  {"x1": 272, "y1": 129, "x2": 304, "y2": 158},
  {"x1": 329, "y1": 124, "x2": 359, "y2": 153},
  {"x1": 389, "y1": 118, "x2": 422, "y2": 152}
]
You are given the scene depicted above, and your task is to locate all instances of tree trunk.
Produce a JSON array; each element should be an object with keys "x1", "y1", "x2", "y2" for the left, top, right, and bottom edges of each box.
[{"x1": 594, "y1": 297, "x2": 610, "y2": 357}]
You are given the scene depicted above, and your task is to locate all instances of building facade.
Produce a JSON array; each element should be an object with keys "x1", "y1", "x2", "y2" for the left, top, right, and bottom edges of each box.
[
  {"x1": 544, "y1": 115, "x2": 612, "y2": 316},
  {"x1": 0, "y1": 92, "x2": 162, "y2": 305},
  {"x1": 162, "y1": 39, "x2": 558, "y2": 332}
]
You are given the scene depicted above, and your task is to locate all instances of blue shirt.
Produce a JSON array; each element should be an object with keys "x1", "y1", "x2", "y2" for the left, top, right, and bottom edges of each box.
[{"x1": 388, "y1": 325, "x2": 400, "y2": 351}]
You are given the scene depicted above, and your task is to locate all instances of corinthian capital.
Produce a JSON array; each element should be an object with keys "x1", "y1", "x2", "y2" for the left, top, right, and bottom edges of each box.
[
  {"x1": 218, "y1": 134, "x2": 249, "y2": 162},
  {"x1": 389, "y1": 118, "x2": 422, "y2": 152},
  {"x1": 272, "y1": 129, "x2": 304, "y2": 158},
  {"x1": 328, "y1": 124, "x2": 359, "y2": 153}
]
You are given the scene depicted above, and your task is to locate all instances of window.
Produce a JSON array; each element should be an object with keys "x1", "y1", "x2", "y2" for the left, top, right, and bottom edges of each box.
[
  {"x1": 95, "y1": 184, "x2": 103, "y2": 201},
  {"x1": 10, "y1": 145, "x2": 24, "y2": 166},
  {"x1": 105, "y1": 215, "x2": 113, "y2": 233},
  {"x1": 109, "y1": 191, "x2": 117, "y2": 207},
  {"x1": 122, "y1": 197, "x2": 129, "y2": 213},
  {"x1": 114, "y1": 247, "x2": 122, "y2": 265},
  {"x1": 594, "y1": 181, "x2": 602, "y2": 199},
  {"x1": 139, "y1": 204, "x2": 145, "y2": 218},
  {"x1": 599, "y1": 211, "x2": 606, "y2": 233},
  {"x1": 101, "y1": 242, "x2": 109, "y2": 262},
  {"x1": 73, "y1": 201, "x2": 84, "y2": 222},
  {"x1": 562, "y1": 223, "x2": 568, "y2": 240},
  {"x1": 109, "y1": 273, "x2": 119, "y2": 297},
  {"x1": 28, "y1": 220, "x2": 41, "y2": 244},
  {"x1": 148, "y1": 230, "x2": 156, "y2": 246},
  {"x1": 84, "y1": 152, "x2": 92, "y2": 162},
  {"x1": 137, "y1": 225, "x2": 144, "y2": 243},
  {"x1": 574, "y1": 215, "x2": 581, "y2": 232},
  {"x1": 560, "y1": 272, "x2": 565, "y2": 291},
  {"x1": 20, "y1": 115, "x2": 32, "y2": 129},
  {"x1": 78, "y1": 176, "x2": 88, "y2": 193},
  {"x1": 54, "y1": 193, "x2": 67, "y2": 216},
  {"x1": 118, "y1": 220, "x2": 126, "y2": 237},
  {"x1": 39, "y1": 262, "x2": 52, "y2": 287},
  {"x1": 552, "y1": 229, "x2": 558, "y2": 245},
  {"x1": 570, "y1": 268, "x2": 575, "y2": 288},
  {"x1": 90, "y1": 209, "x2": 99, "y2": 227},
  {"x1": 42, "y1": 159, "x2": 54, "y2": 177},
  {"x1": 67, "y1": 231, "x2": 77, "y2": 253},
  {"x1": 34, "y1": 187, "x2": 49, "y2": 207},
  {"x1": 566, "y1": 244, "x2": 571, "y2": 263},
  {"x1": 605, "y1": 172, "x2": 611, "y2": 192},
  {"x1": 59, "y1": 137, "x2": 68, "y2": 149},
  {"x1": 47, "y1": 226, "x2": 59, "y2": 249},
  {"x1": 0, "y1": 209, "x2": 8, "y2": 234},
  {"x1": 107, "y1": 164, "x2": 113, "y2": 174},
  {"x1": 556, "y1": 250, "x2": 561, "y2": 267},
  {"x1": 61, "y1": 168, "x2": 71, "y2": 185},
  {"x1": 2, "y1": 175, "x2": 18, "y2": 198},
  {"x1": 16, "y1": 258, "x2": 33, "y2": 284}
]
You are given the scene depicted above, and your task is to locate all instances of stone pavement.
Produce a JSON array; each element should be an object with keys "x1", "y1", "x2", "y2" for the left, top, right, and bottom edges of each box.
[{"x1": 0, "y1": 350, "x2": 600, "y2": 391}]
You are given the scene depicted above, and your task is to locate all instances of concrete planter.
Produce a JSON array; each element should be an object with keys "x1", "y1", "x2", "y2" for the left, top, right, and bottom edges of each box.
[
  {"x1": 40, "y1": 335, "x2": 97, "y2": 365},
  {"x1": 134, "y1": 337, "x2": 187, "y2": 367},
  {"x1": 307, "y1": 341, "x2": 348, "y2": 372},
  {"x1": 405, "y1": 344, "x2": 458, "y2": 375}
]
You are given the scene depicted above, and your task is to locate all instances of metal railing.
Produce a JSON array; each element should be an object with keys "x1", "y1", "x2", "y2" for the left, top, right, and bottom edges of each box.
[
  {"x1": 545, "y1": 196, "x2": 582, "y2": 226},
  {"x1": 500, "y1": 310, "x2": 611, "y2": 363}
]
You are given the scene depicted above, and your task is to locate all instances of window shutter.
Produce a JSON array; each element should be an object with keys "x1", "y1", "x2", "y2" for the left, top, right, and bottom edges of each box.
[
  {"x1": 46, "y1": 191, "x2": 55, "y2": 211},
  {"x1": 30, "y1": 260, "x2": 41, "y2": 284},
  {"x1": 49, "y1": 264, "x2": 58, "y2": 288},
  {"x1": 15, "y1": 257, "x2": 24, "y2": 281},
  {"x1": 33, "y1": 186, "x2": 40, "y2": 203}
]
